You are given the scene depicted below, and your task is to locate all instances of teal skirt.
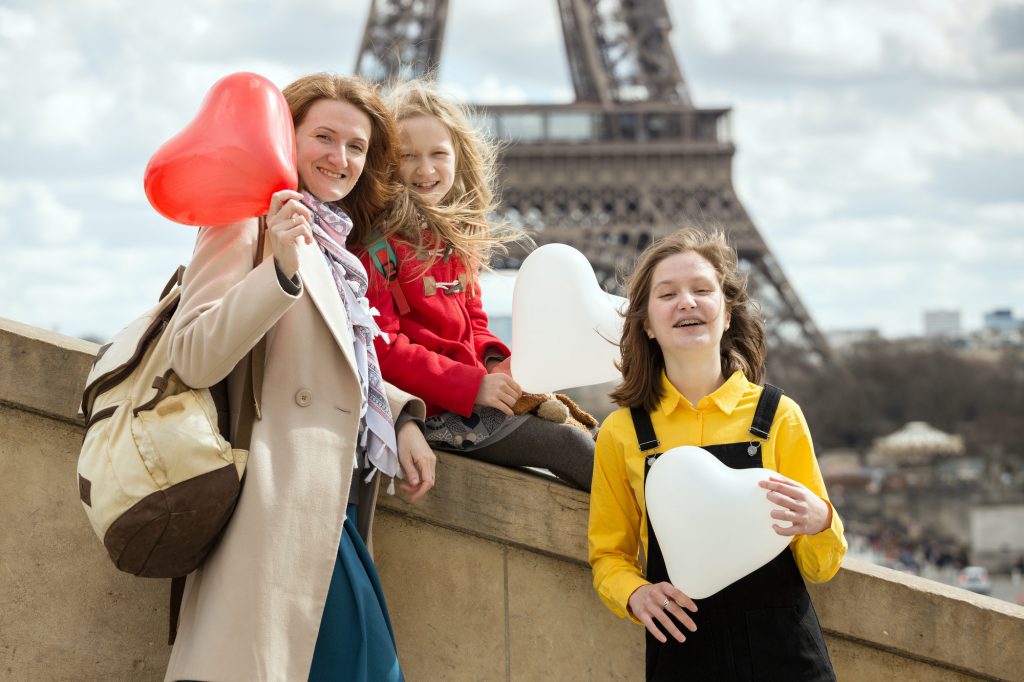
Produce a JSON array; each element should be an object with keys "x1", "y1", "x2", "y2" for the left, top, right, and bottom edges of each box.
[
  {"x1": 182, "y1": 504, "x2": 402, "y2": 682},
  {"x1": 308, "y1": 504, "x2": 404, "y2": 682}
]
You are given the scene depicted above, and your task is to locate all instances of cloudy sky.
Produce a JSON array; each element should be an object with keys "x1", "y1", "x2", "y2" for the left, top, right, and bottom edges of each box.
[{"x1": 1, "y1": 0, "x2": 1021, "y2": 341}]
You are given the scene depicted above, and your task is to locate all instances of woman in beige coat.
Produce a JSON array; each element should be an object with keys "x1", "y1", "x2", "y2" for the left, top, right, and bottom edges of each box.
[{"x1": 164, "y1": 74, "x2": 436, "y2": 682}]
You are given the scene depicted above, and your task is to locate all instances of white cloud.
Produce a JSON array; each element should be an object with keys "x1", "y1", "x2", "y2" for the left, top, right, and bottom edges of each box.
[
  {"x1": 921, "y1": 95, "x2": 1024, "y2": 156},
  {"x1": 672, "y1": 0, "x2": 1012, "y2": 81},
  {"x1": 978, "y1": 202, "x2": 1024, "y2": 223},
  {"x1": 0, "y1": 233, "x2": 197, "y2": 339},
  {"x1": 0, "y1": 182, "x2": 83, "y2": 244},
  {"x1": 0, "y1": 0, "x2": 1021, "y2": 342},
  {"x1": 769, "y1": 216, "x2": 1024, "y2": 335},
  {"x1": 0, "y1": 7, "x2": 36, "y2": 42},
  {"x1": 447, "y1": 75, "x2": 529, "y2": 105}
]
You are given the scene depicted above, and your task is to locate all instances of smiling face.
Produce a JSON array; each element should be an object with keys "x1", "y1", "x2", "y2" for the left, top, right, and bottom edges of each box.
[
  {"x1": 294, "y1": 98, "x2": 372, "y2": 202},
  {"x1": 645, "y1": 250, "x2": 731, "y2": 357},
  {"x1": 396, "y1": 114, "x2": 456, "y2": 206}
]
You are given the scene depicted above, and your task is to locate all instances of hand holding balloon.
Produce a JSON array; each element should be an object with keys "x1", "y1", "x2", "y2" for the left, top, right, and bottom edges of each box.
[
  {"x1": 266, "y1": 190, "x2": 313, "y2": 279},
  {"x1": 628, "y1": 582, "x2": 698, "y2": 644},
  {"x1": 759, "y1": 475, "x2": 832, "y2": 536}
]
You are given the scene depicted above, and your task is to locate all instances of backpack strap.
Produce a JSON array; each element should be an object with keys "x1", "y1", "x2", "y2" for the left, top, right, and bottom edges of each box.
[
  {"x1": 159, "y1": 266, "x2": 186, "y2": 300},
  {"x1": 168, "y1": 576, "x2": 186, "y2": 645},
  {"x1": 248, "y1": 217, "x2": 268, "y2": 422},
  {"x1": 749, "y1": 383, "x2": 784, "y2": 439},
  {"x1": 365, "y1": 231, "x2": 411, "y2": 315}
]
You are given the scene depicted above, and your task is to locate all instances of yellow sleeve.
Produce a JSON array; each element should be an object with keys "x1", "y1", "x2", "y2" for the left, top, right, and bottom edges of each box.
[
  {"x1": 772, "y1": 401, "x2": 847, "y2": 583},
  {"x1": 588, "y1": 413, "x2": 649, "y2": 623}
]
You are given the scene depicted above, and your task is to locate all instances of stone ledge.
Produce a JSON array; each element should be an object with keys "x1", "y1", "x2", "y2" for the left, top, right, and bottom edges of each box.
[
  {"x1": 0, "y1": 317, "x2": 98, "y2": 424},
  {"x1": 383, "y1": 451, "x2": 1024, "y2": 681},
  {"x1": 4, "y1": 315, "x2": 1024, "y2": 681},
  {"x1": 809, "y1": 558, "x2": 1024, "y2": 682},
  {"x1": 380, "y1": 452, "x2": 590, "y2": 565}
]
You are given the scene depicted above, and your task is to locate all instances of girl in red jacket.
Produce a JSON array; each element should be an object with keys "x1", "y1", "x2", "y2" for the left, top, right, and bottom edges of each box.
[{"x1": 357, "y1": 80, "x2": 594, "y2": 491}]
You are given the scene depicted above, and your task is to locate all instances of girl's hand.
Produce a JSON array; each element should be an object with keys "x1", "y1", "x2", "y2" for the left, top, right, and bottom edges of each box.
[
  {"x1": 627, "y1": 582, "x2": 698, "y2": 644},
  {"x1": 475, "y1": 373, "x2": 522, "y2": 416},
  {"x1": 266, "y1": 189, "x2": 313, "y2": 279},
  {"x1": 396, "y1": 420, "x2": 436, "y2": 503},
  {"x1": 759, "y1": 474, "x2": 832, "y2": 536}
]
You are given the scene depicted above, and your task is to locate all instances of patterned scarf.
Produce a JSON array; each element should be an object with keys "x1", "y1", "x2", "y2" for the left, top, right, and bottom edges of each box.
[{"x1": 301, "y1": 191, "x2": 399, "y2": 488}]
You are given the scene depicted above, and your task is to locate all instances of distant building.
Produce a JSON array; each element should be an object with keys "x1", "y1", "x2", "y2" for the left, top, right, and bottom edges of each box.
[
  {"x1": 924, "y1": 310, "x2": 961, "y2": 338},
  {"x1": 983, "y1": 309, "x2": 1022, "y2": 333},
  {"x1": 826, "y1": 328, "x2": 882, "y2": 351}
]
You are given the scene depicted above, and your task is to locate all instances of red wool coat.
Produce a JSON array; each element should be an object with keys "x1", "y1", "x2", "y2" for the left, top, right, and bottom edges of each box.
[{"x1": 359, "y1": 236, "x2": 510, "y2": 417}]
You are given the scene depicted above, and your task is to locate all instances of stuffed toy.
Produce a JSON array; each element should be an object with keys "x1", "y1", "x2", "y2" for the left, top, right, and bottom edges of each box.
[{"x1": 513, "y1": 392, "x2": 598, "y2": 438}]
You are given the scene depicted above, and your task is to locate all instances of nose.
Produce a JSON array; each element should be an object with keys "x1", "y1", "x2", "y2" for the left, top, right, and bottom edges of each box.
[
  {"x1": 414, "y1": 156, "x2": 434, "y2": 177},
  {"x1": 328, "y1": 144, "x2": 347, "y2": 169},
  {"x1": 678, "y1": 291, "x2": 697, "y2": 309}
]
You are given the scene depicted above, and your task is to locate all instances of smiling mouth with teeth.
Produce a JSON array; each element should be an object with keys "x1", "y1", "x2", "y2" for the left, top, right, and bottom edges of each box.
[
  {"x1": 413, "y1": 181, "x2": 439, "y2": 189},
  {"x1": 318, "y1": 167, "x2": 344, "y2": 179},
  {"x1": 674, "y1": 320, "x2": 704, "y2": 328}
]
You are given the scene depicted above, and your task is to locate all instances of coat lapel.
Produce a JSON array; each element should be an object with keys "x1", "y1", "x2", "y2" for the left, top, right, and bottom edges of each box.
[{"x1": 297, "y1": 241, "x2": 359, "y2": 373}]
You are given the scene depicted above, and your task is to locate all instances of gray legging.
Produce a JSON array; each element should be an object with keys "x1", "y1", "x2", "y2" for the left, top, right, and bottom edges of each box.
[{"x1": 444, "y1": 414, "x2": 595, "y2": 492}]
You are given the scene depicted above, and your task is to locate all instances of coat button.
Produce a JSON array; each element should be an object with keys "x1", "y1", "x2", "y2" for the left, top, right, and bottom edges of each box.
[{"x1": 295, "y1": 389, "x2": 312, "y2": 407}]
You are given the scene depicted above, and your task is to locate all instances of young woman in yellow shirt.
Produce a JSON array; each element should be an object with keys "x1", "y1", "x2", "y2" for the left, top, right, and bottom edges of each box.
[{"x1": 588, "y1": 228, "x2": 846, "y2": 681}]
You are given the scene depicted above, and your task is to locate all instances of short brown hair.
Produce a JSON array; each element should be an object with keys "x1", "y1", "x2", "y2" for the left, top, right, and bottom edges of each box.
[{"x1": 609, "y1": 228, "x2": 766, "y2": 412}]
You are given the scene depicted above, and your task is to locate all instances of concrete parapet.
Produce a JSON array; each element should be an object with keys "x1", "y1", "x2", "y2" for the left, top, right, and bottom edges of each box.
[{"x1": 2, "y1": 316, "x2": 1022, "y2": 681}]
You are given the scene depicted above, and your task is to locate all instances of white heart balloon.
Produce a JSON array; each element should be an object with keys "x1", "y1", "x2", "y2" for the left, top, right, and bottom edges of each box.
[
  {"x1": 511, "y1": 244, "x2": 626, "y2": 393},
  {"x1": 645, "y1": 446, "x2": 791, "y2": 599}
]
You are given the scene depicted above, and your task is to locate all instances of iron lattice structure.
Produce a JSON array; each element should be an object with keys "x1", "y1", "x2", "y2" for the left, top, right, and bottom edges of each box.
[{"x1": 356, "y1": 0, "x2": 831, "y2": 362}]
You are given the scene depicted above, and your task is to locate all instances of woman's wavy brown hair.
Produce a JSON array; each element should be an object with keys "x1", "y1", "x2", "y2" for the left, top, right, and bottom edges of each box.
[
  {"x1": 283, "y1": 73, "x2": 450, "y2": 249},
  {"x1": 609, "y1": 228, "x2": 767, "y2": 412}
]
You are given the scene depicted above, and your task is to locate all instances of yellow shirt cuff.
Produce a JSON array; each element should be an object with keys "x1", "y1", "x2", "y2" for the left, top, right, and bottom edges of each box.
[{"x1": 602, "y1": 572, "x2": 650, "y2": 625}]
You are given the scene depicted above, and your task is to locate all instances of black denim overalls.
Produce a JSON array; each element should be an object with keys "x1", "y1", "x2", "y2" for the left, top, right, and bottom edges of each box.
[{"x1": 631, "y1": 385, "x2": 836, "y2": 682}]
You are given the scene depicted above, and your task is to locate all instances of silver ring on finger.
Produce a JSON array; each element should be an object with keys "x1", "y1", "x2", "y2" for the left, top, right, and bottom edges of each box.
[{"x1": 661, "y1": 598, "x2": 670, "y2": 610}]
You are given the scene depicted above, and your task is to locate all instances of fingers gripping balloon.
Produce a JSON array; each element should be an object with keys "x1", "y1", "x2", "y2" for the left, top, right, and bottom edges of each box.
[
  {"x1": 144, "y1": 72, "x2": 298, "y2": 226},
  {"x1": 645, "y1": 446, "x2": 792, "y2": 599},
  {"x1": 511, "y1": 244, "x2": 626, "y2": 394}
]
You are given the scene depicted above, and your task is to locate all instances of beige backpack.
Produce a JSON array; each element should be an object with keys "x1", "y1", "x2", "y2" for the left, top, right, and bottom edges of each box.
[{"x1": 78, "y1": 227, "x2": 264, "y2": 581}]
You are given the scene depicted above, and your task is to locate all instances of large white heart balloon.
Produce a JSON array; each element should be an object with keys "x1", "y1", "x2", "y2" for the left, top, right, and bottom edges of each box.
[
  {"x1": 645, "y1": 446, "x2": 791, "y2": 599},
  {"x1": 511, "y1": 244, "x2": 627, "y2": 393}
]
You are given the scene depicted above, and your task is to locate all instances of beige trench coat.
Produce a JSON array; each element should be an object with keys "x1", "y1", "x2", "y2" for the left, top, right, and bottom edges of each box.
[{"x1": 163, "y1": 218, "x2": 424, "y2": 682}]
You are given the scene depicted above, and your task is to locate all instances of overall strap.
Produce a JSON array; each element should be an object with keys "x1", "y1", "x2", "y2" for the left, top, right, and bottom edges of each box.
[
  {"x1": 366, "y1": 231, "x2": 411, "y2": 315},
  {"x1": 749, "y1": 384, "x2": 784, "y2": 439},
  {"x1": 629, "y1": 407, "x2": 661, "y2": 453}
]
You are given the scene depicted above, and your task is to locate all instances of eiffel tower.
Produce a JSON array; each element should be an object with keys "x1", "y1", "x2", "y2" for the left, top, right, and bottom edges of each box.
[{"x1": 356, "y1": 0, "x2": 832, "y2": 363}]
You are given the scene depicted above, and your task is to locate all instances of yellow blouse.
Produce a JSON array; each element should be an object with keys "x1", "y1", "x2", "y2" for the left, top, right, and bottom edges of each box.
[{"x1": 588, "y1": 371, "x2": 847, "y2": 622}]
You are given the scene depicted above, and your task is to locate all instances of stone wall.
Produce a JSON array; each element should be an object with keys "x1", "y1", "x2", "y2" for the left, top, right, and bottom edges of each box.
[{"x1": 2, "y1": 317, "x2": 1022, "y2": 681}]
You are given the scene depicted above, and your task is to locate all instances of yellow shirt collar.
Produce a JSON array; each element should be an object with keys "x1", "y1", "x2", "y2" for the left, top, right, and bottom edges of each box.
[{"x1": 658, "y1": 369, "x2": 749, "y2": 416}]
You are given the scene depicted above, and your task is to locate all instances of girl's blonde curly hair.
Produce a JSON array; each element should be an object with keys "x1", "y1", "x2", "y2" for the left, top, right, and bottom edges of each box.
[{"x1": 374, "y1": 78, "x2": 527, "y2": 291}]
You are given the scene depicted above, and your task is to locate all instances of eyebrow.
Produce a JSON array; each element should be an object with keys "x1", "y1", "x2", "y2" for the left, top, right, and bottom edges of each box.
[
  {"x1": 652, "y1": 274, "x2": 716, "y2": 289},
  {"x1": 313, "y1": 126, "x2": 369, "y2": 145}
]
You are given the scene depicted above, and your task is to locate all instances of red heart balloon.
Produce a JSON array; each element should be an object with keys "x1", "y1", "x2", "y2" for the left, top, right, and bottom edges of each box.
[{"x1": 144, "y1": 72, "x2": 297, "y2": 226}]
